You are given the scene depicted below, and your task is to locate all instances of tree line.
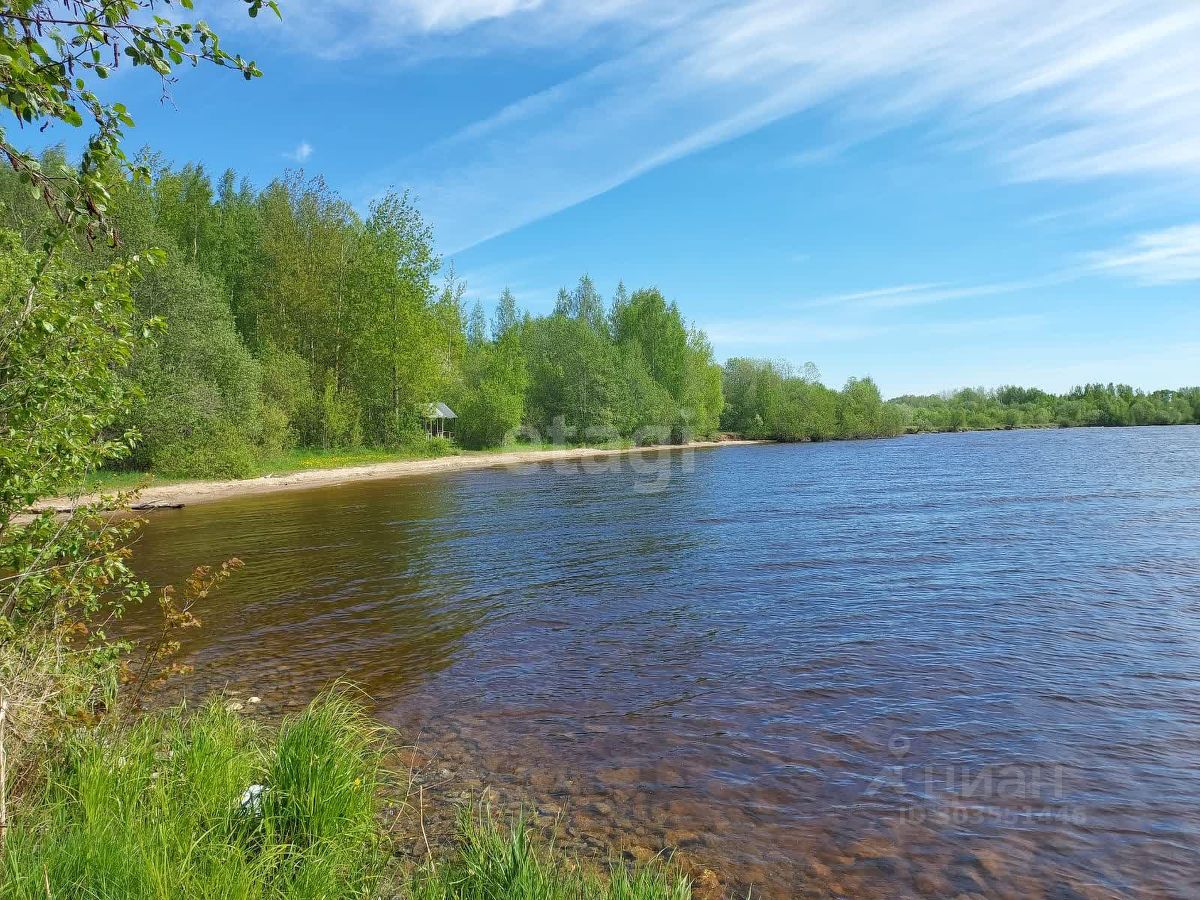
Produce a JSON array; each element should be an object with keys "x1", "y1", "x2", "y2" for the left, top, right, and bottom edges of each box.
[
  {"x1": 720, "y1": 359, "x2": 906, "y2": 440},
  {"x1": 891, "y1": 384, "x2": 1200, "y2": 432},
  {"x1": 720, "y1": 360, "x2": 1198, "y2": 440},
  {"x1": 3, "y1": 152, "x2": 1195, "y2": 480},
  {"x1": 1, "y1": 152, "x2": 735, "y2": 478}
]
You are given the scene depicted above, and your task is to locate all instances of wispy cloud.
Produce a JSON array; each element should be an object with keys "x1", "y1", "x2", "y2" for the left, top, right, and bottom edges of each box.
[
  {"x1": 802, "y1": 271, "x2": 1083, "y2": 310},
  {"x1": 702, "y1": 310, "x2": 1046, "y2": 350},
  {"x1": 241, "y1": 0, "x2": 692, "y2": 59},
  {"x1": 1088, "y1": 223, "x2": 1200, "y2": 284},
  {"x1": 340, "y1": 0, "x2": 1200, "y2": 252},
  {"x1": 803, "y1": 283, "x2": 946, "y2": 309},
  {"x1": 286, "y1": 141, "x2": 313, "y2": 162},
  {"x1": 779, "y1": 137, "x2": 860, "y2": 169}
]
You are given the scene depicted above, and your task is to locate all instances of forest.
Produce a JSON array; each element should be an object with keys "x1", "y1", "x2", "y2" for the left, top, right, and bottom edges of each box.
[
  {"x1": 0, "y1": 150, "x2": 731, "y2": 478},
  {"x1": 2, "y1": 152, "x2": 1196, "y2": 482},
  {"x1": 0, "y1": 149, "x2": 919, "y2": 481}
]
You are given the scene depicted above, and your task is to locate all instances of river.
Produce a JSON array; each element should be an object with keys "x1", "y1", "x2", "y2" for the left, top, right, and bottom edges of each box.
[{"x1": 124, "y1": 427, "x2": 1200, "y2": 898}]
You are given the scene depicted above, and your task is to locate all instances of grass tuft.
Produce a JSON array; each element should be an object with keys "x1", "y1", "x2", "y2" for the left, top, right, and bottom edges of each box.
[
  {"x1": 406, "y1": 808, "x2": 692, "y2": 900},
  {"x1": 1, "y1": 689, "x2": 387, "y2": 899},
  {"x1": 2, "y1": 688, "x2": 696, "y2": 900}
]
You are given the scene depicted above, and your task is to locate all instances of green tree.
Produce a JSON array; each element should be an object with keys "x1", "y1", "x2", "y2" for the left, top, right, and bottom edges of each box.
[
  {"x1": 837, "y1": 377, "x2": 886, "y2": 438},
  {"x1": 525, "y1": 313, "x2": 620, "y2": 440},
  {"x1": 679, "y1": 327, "x2": 724, "y2": 440},
  {"x1": 457, "y1": 331, "x2": 528, "y2": 449},
  {"x1": 466, "y1": 299, "x2": 487, "y2": 346},
  {"x1": 492, "y1": 287, "x2": 520, "y2": 340},
  {"x1": 612, "y1": 287, "x2": 688, "y2": 401},
  {"x1": 338, "y1": 189, "x2": 445, "y2": 445}
]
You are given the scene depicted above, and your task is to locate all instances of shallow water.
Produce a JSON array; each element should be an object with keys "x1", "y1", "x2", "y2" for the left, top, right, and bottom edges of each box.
[{"x1": 125, "y1": 428, "x2": 1200, "y2": 898}]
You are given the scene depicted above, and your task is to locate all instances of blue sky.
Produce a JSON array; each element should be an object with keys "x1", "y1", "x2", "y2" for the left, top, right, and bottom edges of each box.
[{"x1": 25, "y1": 0, "x2": 1200, "y2": 395}]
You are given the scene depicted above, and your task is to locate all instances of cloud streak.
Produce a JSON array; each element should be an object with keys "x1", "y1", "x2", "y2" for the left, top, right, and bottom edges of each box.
[
  {"x1": 1088, "y1": 223, "x2": 1200, "y2": 284},
  {"x1": 802, "y1": 271, "x2": 1085, "y2": 310},
  {"x1": 342, "y1": 0, "x2": 1200, "y2": 252},
  {"x1": 702, "y1": 310, "x2": 1046, "y2": 350},
  {"x1": 242, "y1": 0, "x2": 691, "y2": 59}
]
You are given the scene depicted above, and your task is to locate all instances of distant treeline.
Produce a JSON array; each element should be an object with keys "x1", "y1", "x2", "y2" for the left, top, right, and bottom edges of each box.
[
  {"x1": 891, "y1": 384, "x2": 1200, "y2": 433},
  {"x1": 719, "y1": 360, "x2": 1198, "y2": 440}
]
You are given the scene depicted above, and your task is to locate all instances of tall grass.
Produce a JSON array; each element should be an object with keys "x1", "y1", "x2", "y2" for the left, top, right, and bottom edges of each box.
[
  {"x1": 2, "y1": 689, "x2": 696, "y2": 900},
  {"x1": 406, "y1": 809, "x2": 692, "y2": 900},
  {"x1": 1, "y1": 691, "x2": 387, "y2": 899}
]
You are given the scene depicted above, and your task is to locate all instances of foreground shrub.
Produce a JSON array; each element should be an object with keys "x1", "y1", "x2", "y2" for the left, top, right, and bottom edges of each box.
[
  {"x1": 1, "y1": 691, "x2": 387, "y2": 899},
  {"x1": 407, "y1": 810, "x2": 692, "y2": 900}
]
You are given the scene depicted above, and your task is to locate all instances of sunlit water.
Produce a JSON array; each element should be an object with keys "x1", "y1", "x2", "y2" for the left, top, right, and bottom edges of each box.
[{"x1": 124, "y1": 428, "x2": 1200, "y2": 898}]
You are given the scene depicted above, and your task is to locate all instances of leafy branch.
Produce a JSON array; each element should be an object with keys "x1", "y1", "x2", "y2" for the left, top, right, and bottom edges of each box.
[
  {"x1": 0, "y1": 0, "x2": 279, "y2": 242},
  {"x1": 126, "y1": 556, "x2": 243, "y2": 709}
]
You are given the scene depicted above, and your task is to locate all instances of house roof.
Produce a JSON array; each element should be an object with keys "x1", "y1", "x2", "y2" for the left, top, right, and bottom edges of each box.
[{"x1": 421, "y1": 402, "x2": 457, "y2": 419}]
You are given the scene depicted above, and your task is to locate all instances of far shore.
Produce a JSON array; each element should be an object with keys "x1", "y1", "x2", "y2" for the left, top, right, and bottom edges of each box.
[{"x1": 31, "y1": 439, "x2": 768, "y2": 516}]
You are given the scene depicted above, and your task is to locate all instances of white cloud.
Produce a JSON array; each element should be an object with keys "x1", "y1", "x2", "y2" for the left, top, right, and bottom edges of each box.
[
  {"x1": 244, "y1": 0, "x2": 690, "y2": 59},
  {"x1": 342, "y1": 0, "x2": 1200, "y2": 252},
  {"x1": 1088, "y1": 223, "x2": 1200, "y2": 284},
  {"x1": 286, "y1": 141, "x2": 313, "y2": 162},
  {"x1": 802, "y1": 271, "x2": 1083, "y2": 310}
]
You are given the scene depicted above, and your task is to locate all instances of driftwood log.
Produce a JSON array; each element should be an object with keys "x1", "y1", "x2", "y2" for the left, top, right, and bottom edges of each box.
[{"x1": 34, "y1": 501, "x2": 185, "y2": 515}]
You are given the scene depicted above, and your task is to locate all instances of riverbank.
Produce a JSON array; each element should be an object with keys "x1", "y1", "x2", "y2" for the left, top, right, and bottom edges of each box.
[
  {"x1": 1, "y1": 685, "x2": 699, "y2": 900},
  {"x1": 33, "y1": 440, "x2": 765, "y2": 515}
]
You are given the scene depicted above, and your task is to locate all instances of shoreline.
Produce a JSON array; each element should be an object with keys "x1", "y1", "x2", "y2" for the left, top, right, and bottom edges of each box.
[{"x1": 33, "y1": 440, "x2": 767, "y2": 515}]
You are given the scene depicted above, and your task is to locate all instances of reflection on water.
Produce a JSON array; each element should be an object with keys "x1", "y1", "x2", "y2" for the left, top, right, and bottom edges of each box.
[{"x1": 125, "y1": 429, "x2": 1200, "y2": 898}]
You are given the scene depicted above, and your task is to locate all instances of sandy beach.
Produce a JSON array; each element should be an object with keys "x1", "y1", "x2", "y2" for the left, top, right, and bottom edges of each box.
[{"x1": 31, "y1": 440, "x2": 765, "y2": 516}]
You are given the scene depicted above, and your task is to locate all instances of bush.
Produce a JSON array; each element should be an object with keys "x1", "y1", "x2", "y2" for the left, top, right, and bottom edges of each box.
[
  {"x1": 421, "y1": 436, "x2": 452, "y2": 456},
  {"x1": 456, "y1": 377, "x2": 525, "y2": 449},
  {"x1": 2, "y1": 691, "x2": 388, "y2": 899},
  {"x1": 149, "y1": 421, "x2": 260, "y2": 479}
]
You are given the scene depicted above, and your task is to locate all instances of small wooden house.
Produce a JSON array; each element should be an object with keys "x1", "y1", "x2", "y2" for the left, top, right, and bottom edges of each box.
[{"x1": 421, "y1": 402, "x2": 457, "y2": 439}]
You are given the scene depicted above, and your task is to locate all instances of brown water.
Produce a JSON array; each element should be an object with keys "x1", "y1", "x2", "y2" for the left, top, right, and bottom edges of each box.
[{"x1": 124, "y1": 429, "x2": 1200, "y2": 898}]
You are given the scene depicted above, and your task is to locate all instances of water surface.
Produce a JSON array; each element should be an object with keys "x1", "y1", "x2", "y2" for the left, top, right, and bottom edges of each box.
[{"x1": 126, "y1": 428, "x2": 1200, "y2": 898}]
